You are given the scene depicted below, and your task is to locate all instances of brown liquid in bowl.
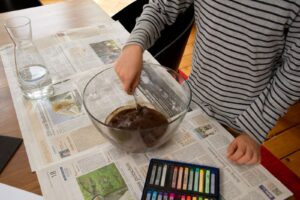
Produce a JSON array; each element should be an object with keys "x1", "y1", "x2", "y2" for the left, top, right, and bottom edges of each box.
[{"x1": 106, "y1": 105, "x2": 168, "y2": 147}]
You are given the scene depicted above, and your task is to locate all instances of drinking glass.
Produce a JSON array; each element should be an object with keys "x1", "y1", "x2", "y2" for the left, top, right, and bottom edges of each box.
[{"x1": 4, "y1": 16, "x2": 53, "y2": 99}]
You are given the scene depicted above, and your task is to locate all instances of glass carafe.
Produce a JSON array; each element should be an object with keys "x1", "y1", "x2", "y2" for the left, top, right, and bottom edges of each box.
[{"x1": 4, "y1": 16, "x2": 53, "y2": 99}]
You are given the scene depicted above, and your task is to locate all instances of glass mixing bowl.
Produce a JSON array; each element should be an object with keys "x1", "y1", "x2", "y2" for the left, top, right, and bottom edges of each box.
[{"x1": 83, "y1": 63, "x2": 191, "y2": 152}]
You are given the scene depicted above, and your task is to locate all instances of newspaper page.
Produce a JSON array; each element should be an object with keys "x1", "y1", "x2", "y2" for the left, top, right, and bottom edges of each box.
[
  {"x1": 0, "y1": 21, "x2": 156, "y2": 170},
  {"x1": 36, "y1": 109, "x2": 292, "y2": 200},
  {"x1": 0, "y1": 15, "x2": 292, "y2": 200}
]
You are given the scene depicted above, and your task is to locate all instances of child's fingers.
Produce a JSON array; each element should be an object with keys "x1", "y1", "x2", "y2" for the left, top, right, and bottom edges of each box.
[
  {"x1": 227, "y1": 139, "x2": 237, "y2": 157},
  {"x1": 236, "y1": 147, "x2": 253, "y2": 164}
]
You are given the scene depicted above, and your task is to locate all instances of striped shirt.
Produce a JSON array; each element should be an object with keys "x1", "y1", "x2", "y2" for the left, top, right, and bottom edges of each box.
[{"x1": 127, "y1": 0, "x2": 300, "y2": 143}]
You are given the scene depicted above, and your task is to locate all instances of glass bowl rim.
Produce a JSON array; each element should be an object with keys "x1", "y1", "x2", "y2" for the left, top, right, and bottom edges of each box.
[{"x1": 82, "y1": 64, "x2": 192, "y2": 131}]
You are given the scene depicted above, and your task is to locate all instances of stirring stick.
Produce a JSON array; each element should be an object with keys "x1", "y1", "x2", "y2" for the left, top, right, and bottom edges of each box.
[{"x1": 133, "y1": 91, "x2": 139, "y2": 111}]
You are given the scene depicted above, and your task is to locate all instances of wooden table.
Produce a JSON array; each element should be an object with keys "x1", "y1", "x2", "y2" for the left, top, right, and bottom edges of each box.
[{"x1": 0, "y1": 0, "x2": 112, "y2": 195}]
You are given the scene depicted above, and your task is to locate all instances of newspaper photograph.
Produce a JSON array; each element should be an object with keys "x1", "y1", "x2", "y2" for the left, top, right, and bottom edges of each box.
[
  {"x1": 77, "y1": 163, "x2": 132, "y2": 200},
  {"x1": 89, "y1": 40, "x2": 121, "y2": 64},
  {"x1": 37, "y1": 110, "x2": 292, "y2": 200}
]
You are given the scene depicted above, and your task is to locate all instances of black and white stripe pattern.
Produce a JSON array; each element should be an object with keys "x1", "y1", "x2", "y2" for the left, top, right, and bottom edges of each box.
[{"x1": 127, "y1": 0, "x2": 300, "y2": 143}]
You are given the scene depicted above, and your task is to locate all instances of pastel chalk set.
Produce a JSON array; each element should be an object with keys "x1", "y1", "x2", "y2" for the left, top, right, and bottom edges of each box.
[{"x1": 142, "y1": 159, "x2": 220, "y2": 200}]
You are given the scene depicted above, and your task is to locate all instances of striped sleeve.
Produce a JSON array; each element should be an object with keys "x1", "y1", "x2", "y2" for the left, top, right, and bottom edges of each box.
[
  {"x1": 236, "y1": 11, "x2": 300, "y2": 143},
  {"x1": 126, "y1": 0, "x2": 193, "y2": 50}
]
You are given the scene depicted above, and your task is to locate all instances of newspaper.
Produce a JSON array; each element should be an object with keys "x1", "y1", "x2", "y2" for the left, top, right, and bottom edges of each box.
[
  {"x1": 0, "y1": 18, "x2": 293, "y2": 200},
  {"x1": 36, "y1": 109, "x2": 292, "y2": 200}
]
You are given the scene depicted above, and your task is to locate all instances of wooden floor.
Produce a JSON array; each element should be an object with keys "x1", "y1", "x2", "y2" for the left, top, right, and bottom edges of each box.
[{"x1": 41, "y1": 0, "x2": 300, "y2": 178}]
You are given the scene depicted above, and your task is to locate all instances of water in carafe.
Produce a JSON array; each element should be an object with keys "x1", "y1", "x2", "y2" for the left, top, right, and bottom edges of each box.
[{"x1": 18, "y1": 64, "x2": 53, "y2": 99}]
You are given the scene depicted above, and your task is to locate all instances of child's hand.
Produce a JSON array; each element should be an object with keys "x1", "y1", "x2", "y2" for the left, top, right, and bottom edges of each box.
[
  {"x1": 227, "y1": 134, "x2": 261, "y2": 165},
  {"x1": 114, "y1": 44, "x2": 143, "y2": 94}
]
